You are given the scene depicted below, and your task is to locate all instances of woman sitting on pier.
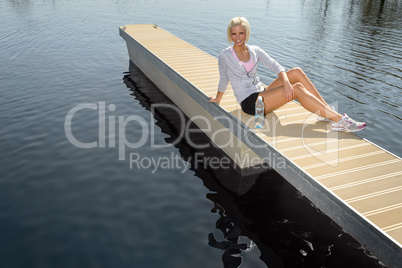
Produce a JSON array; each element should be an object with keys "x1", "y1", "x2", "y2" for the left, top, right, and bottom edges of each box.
[{"x1": 209, "y1": 16, "x2": 367, "y2": 132}]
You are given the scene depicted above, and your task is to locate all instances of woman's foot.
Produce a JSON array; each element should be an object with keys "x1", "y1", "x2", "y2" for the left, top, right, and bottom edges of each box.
[{"x1": 331, "y1": 114, "x2": 367, "y2": 132}]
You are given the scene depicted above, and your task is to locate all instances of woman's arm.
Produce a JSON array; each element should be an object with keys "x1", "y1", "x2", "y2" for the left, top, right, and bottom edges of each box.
[
  {"x1": 254, "y1": 46, "x2": 293, "y2": 101},
  {"x1": 210, "y1": 52, "x2": 229, "y2": 105},
  {"x1": 255, "y1": 46, "x2": 286, "y2": 75},
  {"x1": 278, "y1": 71, "x2": 294, "y2": 102}
]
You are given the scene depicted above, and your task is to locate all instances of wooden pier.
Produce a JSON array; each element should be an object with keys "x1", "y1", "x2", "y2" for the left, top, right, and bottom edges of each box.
[{"x1": 120, "y1": 24, "x2": 402, "y2": 267}]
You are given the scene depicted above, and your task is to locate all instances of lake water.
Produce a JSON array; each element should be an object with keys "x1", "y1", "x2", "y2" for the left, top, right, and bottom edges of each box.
[{"x1": 1, "y1": 0, "x2": 401, "y2": 267}]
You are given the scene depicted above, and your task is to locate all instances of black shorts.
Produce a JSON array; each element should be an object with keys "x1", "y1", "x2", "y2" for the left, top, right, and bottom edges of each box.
[{"x1": 240, "y1": 92, "x2": 260, "y2": 115}]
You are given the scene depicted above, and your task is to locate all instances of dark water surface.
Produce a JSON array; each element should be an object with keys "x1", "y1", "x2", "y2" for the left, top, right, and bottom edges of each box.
[{"x1": 1, "y1": 0, "x2": 401, "y2": 267}]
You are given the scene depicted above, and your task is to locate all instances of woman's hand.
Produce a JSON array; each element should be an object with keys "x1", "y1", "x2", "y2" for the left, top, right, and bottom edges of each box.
[
  {"x1": 283, "y1": 82, "x2": 294, "y2": 102},
  {"x1": 209, "y1": 91, "x2": 224, "y2": 104},
  {"x1": 278, "y1": 71, "x2": 294, "y2": 102},
  {"x1": 208, "y1": 97, "x2": 221, "y2": 104}
]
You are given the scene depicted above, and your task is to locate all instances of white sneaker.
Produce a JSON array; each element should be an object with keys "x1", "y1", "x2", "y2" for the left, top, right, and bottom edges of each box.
[
  {"x1": 317, "y1": 106, "x2": 336, "y2": 122},
  {"x1": 331, "y1": 114, "x2": 367, "y2": 132}
]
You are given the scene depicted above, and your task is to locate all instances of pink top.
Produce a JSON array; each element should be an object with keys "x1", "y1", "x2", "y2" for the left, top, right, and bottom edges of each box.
[{"x1": 230, "y1": 47, "x2": 254, "y2": 73}]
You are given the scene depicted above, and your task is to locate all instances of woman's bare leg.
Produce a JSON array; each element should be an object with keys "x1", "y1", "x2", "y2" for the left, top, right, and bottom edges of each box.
[
  {"x1": 259, "y1": 83, "x2": 342, "y2": 122},
  {"x1": 266, "y1": 67, "x2": 331, "y2": 107}
]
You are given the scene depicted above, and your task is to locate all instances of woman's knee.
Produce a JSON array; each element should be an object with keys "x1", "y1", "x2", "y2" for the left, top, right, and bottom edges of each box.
[
  {"x1": 292, "y1": 82, "x2": 307, "y2": 96},
  {"x1": 287, "y1": 67, "x2": 306, "y2": 81}
]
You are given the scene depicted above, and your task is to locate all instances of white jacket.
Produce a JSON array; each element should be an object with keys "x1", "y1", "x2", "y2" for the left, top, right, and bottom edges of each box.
[{"x1": 217, "y1": 45, "x2": 286, "y2": 103}]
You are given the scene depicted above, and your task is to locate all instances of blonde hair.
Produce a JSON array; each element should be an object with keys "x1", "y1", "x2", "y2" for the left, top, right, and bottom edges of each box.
[{"x1": 227, "y1": 17, "x2": 251, "y2": 44}]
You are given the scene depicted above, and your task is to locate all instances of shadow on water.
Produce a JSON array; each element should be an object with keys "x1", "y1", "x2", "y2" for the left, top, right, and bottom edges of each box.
[{"x1": 122, "y1": 61, "x2": 387, "y2": 268}]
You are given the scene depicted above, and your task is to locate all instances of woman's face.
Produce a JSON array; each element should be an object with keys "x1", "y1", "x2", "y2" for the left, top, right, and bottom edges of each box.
[{"x1": 231, "y1": 24, "x2": 246, "y2": 47}]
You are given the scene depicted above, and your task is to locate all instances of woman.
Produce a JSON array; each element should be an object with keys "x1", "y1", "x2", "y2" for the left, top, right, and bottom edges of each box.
[{"x1": 209, "y1": 17, "x2": 367, "y2": 132}]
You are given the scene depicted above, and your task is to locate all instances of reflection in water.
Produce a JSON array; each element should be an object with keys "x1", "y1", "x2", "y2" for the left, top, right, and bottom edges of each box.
[
  {"x1": 355, "y1": 0, "x2": 400, "y2": 27},
  {"x1": 207, "y1": 200, "x2": 255, "y2": 268},
  {"x1": 123, "y1": 62, "x2": 387, "y2": 267}
]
